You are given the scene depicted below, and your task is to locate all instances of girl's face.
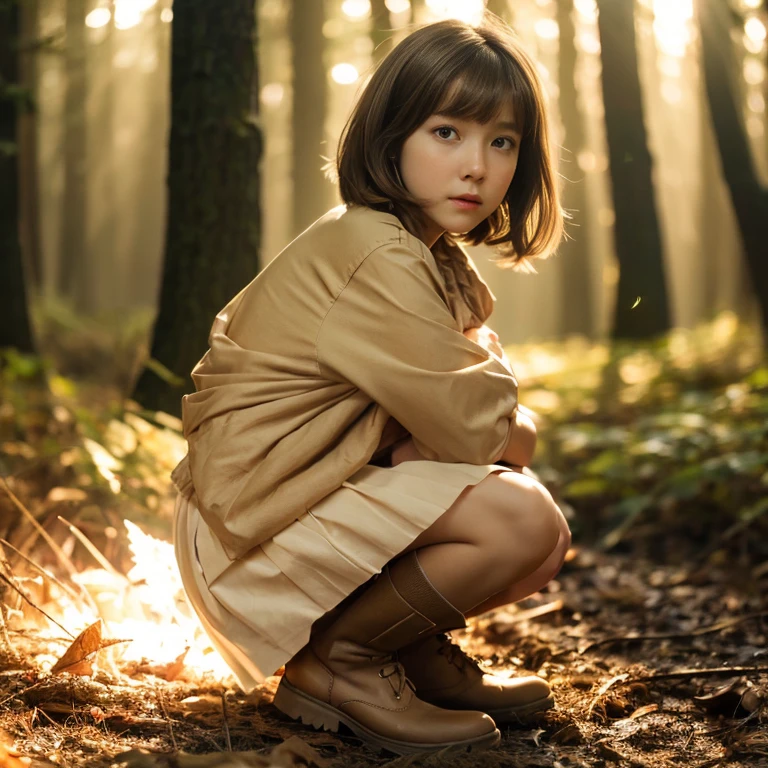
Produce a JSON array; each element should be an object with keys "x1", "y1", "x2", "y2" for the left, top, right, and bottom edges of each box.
[{"x1": 398, "y1": 103, "x2": 522, "y2": 248}]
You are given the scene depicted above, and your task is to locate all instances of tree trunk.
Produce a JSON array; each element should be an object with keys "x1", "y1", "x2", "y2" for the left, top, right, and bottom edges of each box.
[
  {"x1": 370, "y1": 0, "x2": 392, "y2": 65},
  {"x1": 557, "y1": 0, "x2": 593, "y2": 336},
  {"x1": 0, "y1": 0, "x2": 35, "y2": 353},
  {"x1": 60, "y1": 0, "x2": 89, "y2": 309},
  {"x1": 290, "y1": 0, "x2": 330, "y2": 237},
  {"x1": 17, "y1": 0, "x2": 41, "y2": 292},
  {"x1": 132, "y1": 0, "x2": 263, "y2": 415},
  {"x1": 596, "y1": 0, "x2": 670, "y2": 339},
  {"x1": 696, "y1": 0, "x2": 768, "y2": 335}
]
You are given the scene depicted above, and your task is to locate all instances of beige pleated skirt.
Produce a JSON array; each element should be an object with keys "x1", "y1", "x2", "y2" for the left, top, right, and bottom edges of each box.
[{"x1": 174, "y1": 459, "x2": 506, "y2": 691}]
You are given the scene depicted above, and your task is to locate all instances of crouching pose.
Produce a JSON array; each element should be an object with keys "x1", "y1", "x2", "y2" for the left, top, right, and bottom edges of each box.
[{"x1": 172, "y1": 13, "x2": 571, "y2": 757}]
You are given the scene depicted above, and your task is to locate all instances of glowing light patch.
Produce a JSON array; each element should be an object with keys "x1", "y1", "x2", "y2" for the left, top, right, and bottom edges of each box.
[
  {"x1": 331, "y1": 63, "x2": 360, "y2": 85},
  {"x1": 535, "y1": 19, "x2": 559, "y2": 40},
  {"x1": 85, "y1": 8, "x2": 111, "y2": 28},
  {"x1": 261, "y1": 83, "x2": 284, "y2": 108},
  {"x1": 745, "y1": 17, "x2": 767, "y2": 43},
  {"x1": 342, "y1": 0, "x2": 371, "y2": 18},
  {"x1": 385, "y1": 0, "x2": 411, "y2": 13},
  {"x1": 574, "y1": 0, "x2": 597, "y2": 19}
]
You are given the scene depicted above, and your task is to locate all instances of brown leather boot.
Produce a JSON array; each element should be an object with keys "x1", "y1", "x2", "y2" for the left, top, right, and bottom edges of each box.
[
  {"x1": 397, "y1": 632, "x2": 555, "y2": 724},
  {"x1": 273, "y1": 552, "x2": 500, "y2": 756}
]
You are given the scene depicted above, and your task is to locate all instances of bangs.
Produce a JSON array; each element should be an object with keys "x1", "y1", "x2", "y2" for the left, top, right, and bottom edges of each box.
[{"x1": 434, "y1": 46, "x2": 536, "y2": 136}]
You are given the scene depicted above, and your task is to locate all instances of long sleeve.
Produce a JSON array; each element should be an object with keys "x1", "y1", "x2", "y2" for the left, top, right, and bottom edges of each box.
[{"x1": 316, "y1": 242, "x2": 518, "y2": 465}]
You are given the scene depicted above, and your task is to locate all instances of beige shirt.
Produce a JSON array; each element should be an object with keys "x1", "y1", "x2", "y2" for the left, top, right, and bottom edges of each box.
[{"x1": 171, "y1": 205, "x2": 518, "y2": 560}]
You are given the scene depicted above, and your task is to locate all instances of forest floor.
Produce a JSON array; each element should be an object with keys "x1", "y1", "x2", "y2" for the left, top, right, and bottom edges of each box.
[
  {"x1": 0, "y1": 543, "x2": 765, "y2": 768},
  {"x1": 0, "y1": 317, "x2": 766, "y2": 767}
]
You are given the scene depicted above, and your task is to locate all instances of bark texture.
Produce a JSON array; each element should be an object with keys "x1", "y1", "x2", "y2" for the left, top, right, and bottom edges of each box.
[
  {"x1": 133, "y1": 0, "x2": 263, "y2": 415},
  {"x1": 0, "y1": 0, "x2": 35, "y2": 353},
  {"x1": 596, "y1": 0, "x2": 670, "y2": 339},
  {"x1": 697, "y1": 0, "x2": 768, "y2": 336}
]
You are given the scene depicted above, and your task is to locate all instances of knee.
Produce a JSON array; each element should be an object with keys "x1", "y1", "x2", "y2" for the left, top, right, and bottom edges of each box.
[
  {"x1": 477, "y1": 473, "x2": 562, "y2": 571},
  {"x1": 519, "y1": 479, "x2": 563, "y2": 562}
]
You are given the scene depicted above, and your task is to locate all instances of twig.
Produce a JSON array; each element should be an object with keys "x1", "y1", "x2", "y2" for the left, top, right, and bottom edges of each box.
[
  {"x1": 579, "y1": 611, "x2": 768, "y2": 654},
  {"x1": 56, "y1": 516, "x2": 120, "y2": 576},
  {"x1": 0, "y1": 538, "x2": 83, "y2": 605},
  {"x1": 0, "y1": 603, "x2": 15, "y2": 656},
  {"x1": 157, "y1": 693, "x2": 178, "y2": 752},
  {"x1": 221, "y1": 691, "x2": 232, "y2": 752},
  {"x1": 0, "y1": 572, "x2": 74, "y2": 639},
  {"x1": 0, "y1": 478, "x2": 101, "y2": 616},
  {"x1": 505, "y1": 599, "x2": 563, "y2": 625},
  {"x1": 623, "y1": 665, "x2": 768, "y2": 684},
  {"x1": 0, "y1": 476, "x2": 77, "y2": 579},
  {"x1": 0, "y1": 678, "x2": 48, "y2": 708}
]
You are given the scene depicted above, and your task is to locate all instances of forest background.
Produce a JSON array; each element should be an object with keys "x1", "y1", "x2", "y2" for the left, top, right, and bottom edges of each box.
[{"x1": 0, "y1": 0, "x2": 767, "y2": 767}]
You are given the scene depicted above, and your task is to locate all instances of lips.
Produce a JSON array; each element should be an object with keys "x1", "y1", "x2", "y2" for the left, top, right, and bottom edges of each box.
[{"x1": 453, "y1": 194, "x2": 482, "y2": 203}]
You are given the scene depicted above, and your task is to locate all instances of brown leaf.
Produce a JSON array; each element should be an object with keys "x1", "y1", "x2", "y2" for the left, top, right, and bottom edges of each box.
[
  {"x1": 549, "y1": 722, "x2": 583, "y2": 745},
  {"x1": 628, "y1": 703, "x2": 659, "y2": 720},
  {"x1": 50, "y1": 620, "x2": 102, "y2": 675},
  {"x1": 158, "y1": 648, "x2": 188, "y2": 681},
  {"x1": 694, "y1": 679, "x2": 762, "y2": 718}
]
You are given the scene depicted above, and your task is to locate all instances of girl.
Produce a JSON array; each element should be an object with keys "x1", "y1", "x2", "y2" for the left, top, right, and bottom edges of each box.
[{"x1": 172, "y1": 13, "x2": 571, "y2": 757}]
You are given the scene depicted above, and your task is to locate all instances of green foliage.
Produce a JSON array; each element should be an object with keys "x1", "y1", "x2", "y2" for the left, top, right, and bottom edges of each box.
[
  {"x1": 31, "y1": 296, "x2": 155, "y2": 391},
  {"x1": 515, "y1": 313, "x2": 767, "y2": 561}
]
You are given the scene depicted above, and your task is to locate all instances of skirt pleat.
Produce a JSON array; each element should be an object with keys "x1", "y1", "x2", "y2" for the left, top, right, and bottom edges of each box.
[{"x1": 174, "y1": 459, "x2": 506, "y2": 690}]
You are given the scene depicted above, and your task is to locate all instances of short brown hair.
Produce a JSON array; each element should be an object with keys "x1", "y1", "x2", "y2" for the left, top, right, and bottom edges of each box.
[{"x1": 335, "y1": 15, "x2": 564, "y2": 267}]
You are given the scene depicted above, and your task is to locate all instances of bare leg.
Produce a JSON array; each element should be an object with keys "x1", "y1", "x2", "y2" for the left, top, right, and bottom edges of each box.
[
  {"x1": 464, "y1": 508, "x2": 571, "y2": 618},
  {"x1": 391, "y1": 438, "x2": 565, "y2": 615}
]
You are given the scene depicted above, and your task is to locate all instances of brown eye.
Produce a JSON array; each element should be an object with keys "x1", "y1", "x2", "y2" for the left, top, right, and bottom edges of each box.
[
  {"x1": 435, "y1": 126, "x2": 457, "y2": 140},
  {"x1": 493, "y1": 137, "x2": 517, "y2": 150}
]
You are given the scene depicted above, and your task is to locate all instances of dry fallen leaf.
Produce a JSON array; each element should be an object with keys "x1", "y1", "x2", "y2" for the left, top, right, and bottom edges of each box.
[
  {"x1": 50, "y1": 620, "x2": 125, "y2": 676},
  {"x1": 694, "y1": 679, "x2": 762, "y2": 718},
  {"x1": 50, "y1": 621, "x2": 102, "y2": 675}
]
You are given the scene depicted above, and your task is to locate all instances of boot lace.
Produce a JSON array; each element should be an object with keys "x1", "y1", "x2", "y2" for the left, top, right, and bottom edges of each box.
[
  {"x1": 378, "y1": 659, "x2": 413, "y2": 701},
  {"x1": 435, "y1": 633, "x2": 483, "y2": 673}
]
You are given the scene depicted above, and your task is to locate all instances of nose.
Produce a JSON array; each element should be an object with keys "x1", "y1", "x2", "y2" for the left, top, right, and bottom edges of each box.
[{"x1": 460, "y1": 141, "x2": 486, "y2": 181}]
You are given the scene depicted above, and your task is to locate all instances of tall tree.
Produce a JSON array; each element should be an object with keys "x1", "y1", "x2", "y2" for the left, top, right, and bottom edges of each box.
[
  {"x1": 370, "y1": 0, "x2": 392, "y2": 65},
  {"x1": 290, "y1": 0, "x2": 330, "y2": 237},
  {"x1": 133, "y1": 0, "x2": 262, "y2": 415},
  {"x1": 557, "y1": 0, "x2": 593, "y2": 336},
  {"x1": 17, "y1": 0, "x2": 41, "y2": 291},
  {"x1": 60, "y1": 0, "x2": 88, "y2": 309},
  {"x1": 596, "y1": 0, "x2": 670, "y2": 339},
  {"x1": 0, "y1": 0, "x2": 35, "y2": 353},
  {"x1": 696, "y1": 0, "x2": 768, "y2": 335}
]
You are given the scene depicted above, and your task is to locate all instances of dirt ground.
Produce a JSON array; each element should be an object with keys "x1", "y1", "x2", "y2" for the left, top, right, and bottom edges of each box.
[{"x1": 1, "y1": 544, "x2": 765, "y2": 768}]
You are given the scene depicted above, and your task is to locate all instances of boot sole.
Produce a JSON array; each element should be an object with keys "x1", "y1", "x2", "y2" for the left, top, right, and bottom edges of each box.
[
  {"x1": 487, "y1": 692, "x2": 556, "y2": 725},
  {"x1": 273, "y1": 677, "x2": 501, "y2": 756}
]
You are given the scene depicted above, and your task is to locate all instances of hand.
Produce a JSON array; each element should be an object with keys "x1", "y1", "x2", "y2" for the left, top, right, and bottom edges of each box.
[
  {"x1": 499, "y1": 407, "x2": 537, "y2": 467},
  {"x1": 517, "y1": 402, "x2": 541, "y2": 426},
  {"x1": 463, "y1": 325, "x2": 512, "y2": 373}
]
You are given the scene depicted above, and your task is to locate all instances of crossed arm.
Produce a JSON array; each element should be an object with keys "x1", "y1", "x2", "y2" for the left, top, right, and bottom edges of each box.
[
  {"x1": 463, "y1": 325, "x2": 537, "y2": 468},
  {"x1": 391, "y1": 324, "x2": 537, "y2": 468}
]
